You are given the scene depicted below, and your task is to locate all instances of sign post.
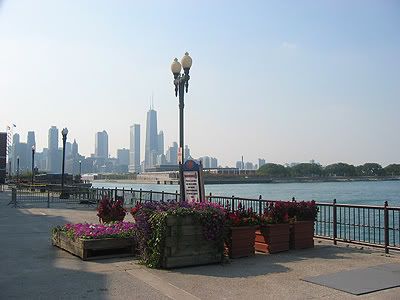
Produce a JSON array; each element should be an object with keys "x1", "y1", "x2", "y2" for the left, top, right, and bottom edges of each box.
[{"x1": 182, "y1": 160, "x2": 205, "y2": 202}]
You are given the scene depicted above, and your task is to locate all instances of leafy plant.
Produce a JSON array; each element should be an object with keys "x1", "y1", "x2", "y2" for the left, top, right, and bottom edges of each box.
[
  {"x1": 133, "y1": 201, "x2": 226, "y2": 268},
  {"x1": 225, "y1": 202, "x2": 259, "y2": 227},
  {"x1": 97, "y1": 196, "x2": 126, "y2": 223},
  {"x1": 287, "y1": 200, "x2": 319, "y2": 222},
  {"x1": 260, "y1": 201, "x2": 289, "y2": 224}
]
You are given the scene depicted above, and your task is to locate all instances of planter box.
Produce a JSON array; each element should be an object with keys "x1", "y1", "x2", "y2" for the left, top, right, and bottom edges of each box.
[
  {"x1": 289, "y1": 221, "x2": 314, "y2": 250},
  {"x1": 52, "y1": 231, "x2": 135, "y2": 261},
  {"x1": 226, "y1": 226, "x2": 256, "y2": 258},
  {"x1": 161, "y1": 215, "x2": 224, "y2": 269},
  {"x1": 255, "y1": 223, "x2": 289, "y2": 254}
]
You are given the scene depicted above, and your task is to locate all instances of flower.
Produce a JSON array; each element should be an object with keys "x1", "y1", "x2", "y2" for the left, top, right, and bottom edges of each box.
[{"x1": 55, "y1": 222, "x2": 136, "y2": 240}]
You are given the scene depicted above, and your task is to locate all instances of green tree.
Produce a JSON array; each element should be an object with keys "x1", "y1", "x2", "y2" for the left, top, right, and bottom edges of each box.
[
  {"x1": 384, "y1": 164, "x2": 400, "y2": 176},
  {"x1": 290, "y1": 163, "x2": 323, "y2": 177},
  {"x1": 355, "y1": 163, "x2": 386, "y2": 176},
  {"x1": 324, "y1": 163, "x2": 356, "y2": 177},
  {"x1": 257, "y1": 163, "x2": 289, "y2": 177}
]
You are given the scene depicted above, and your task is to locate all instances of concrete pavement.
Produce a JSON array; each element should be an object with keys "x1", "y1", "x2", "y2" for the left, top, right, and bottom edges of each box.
[{"x1": 1, "y1": 190, "x2": 400, "y2": 300}]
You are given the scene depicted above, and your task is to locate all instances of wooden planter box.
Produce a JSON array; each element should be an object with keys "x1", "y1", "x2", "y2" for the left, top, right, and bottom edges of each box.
[
  {"x1": 289, "y1": 221, "x2": 314, "y2": 250},
  {"x1": 255, "y1": 223, "x2": 289, "y2": 254},
  {"x1": 52, "y1": 231, "x2": 135, "y2": 261},
  {"x1": 226, "y1": 226, "x2": 256, "y2": 258},
  {"x1": 161, "y1": 215, "x2": 224, "y2": 269}
]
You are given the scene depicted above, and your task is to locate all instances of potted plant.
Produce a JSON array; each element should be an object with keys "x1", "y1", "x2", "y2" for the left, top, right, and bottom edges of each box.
[
  {"x1": 255, "y1": 201, "x2": 290, "y2": 254},
  {"x1": 133, "y1": 201, "x2": 226, "y2": 269},
  {"x1": 288, "y1": 200, "x2": 318, "y2": 249},
  {"x1": 225, "y1": 203, "x2": 259, "y2": 258},
  {"x1": 97, "y1": 196, "x2": 126, "y2": 223}
]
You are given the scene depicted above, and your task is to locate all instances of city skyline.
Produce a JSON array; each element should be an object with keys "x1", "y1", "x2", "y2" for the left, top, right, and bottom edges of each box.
[{"x1": 1, "y1": 1, "x2": 399, "y2": 166}]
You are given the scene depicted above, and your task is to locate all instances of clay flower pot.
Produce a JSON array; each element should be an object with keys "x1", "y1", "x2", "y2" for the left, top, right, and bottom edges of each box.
[
  {"x1": 226, "y1": 226, "x2": 256, "y2": 258},
  {"x1": 289, "y1": 221, "x2": 314, "y2": 249},
  {"x1": 255, "y1": 223, "x2": 289, "y2": 254}
]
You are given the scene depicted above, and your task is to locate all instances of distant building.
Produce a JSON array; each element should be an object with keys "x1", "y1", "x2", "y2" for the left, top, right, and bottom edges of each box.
[
  {"x1": 236, "y1": 161, "x2": 244, "y2": 170},
  {"x1": 145, "y1": 108, "x2": 158, "y2": 169},
  {"x1": 95, "y1": 130, "x2": 108, "y2": 159},
  {"x1": 47, "y1": 126, "x2": 60, "y2": 173},
  {"x1": 157, "y1": 131, "x2": 164, "y2": 156},
  {"x1": 258, "y1": 158, "x2": 266, "y2": 168},
  {"x1": 117, "y1": 148, "x2": 130, "y2": 166},
  {"x1": 129, "y1": 124, "x2": 140, "y2": 173},
  {"x1": 199, "y1": 156, "x2": 211, "y2": 168},
  {"x1": 166, "y1": 142, "x2": 178, "y2": 165},
  {"x1": 0, "y1": 132, "x2": 6, "y2": 183},
  {"x1": 184, "y1": 145, "x2": 190, "y2": 160},
  {"x1": 245, "y1": 162, "x2": 254, "y2": 170},
  {"x1": 65, "y1": 142, "x2": 72, "y2": 158},
  {"x1": 210, "y1": 157, "x2": 218, "y2": 168},
  {"x1": 26, "y1": 131, "x2": 36, "y2": 172},
  {"x1": 72, "y1": 139, "x2": 78, "y2": 158}
]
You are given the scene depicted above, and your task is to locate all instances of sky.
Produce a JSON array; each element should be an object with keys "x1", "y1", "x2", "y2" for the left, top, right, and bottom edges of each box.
[{"x1": 0, "y1": 0, "x2": 399, "y2": 167}]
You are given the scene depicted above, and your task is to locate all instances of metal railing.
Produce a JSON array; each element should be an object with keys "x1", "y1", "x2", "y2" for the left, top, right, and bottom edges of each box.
[{"x1": 10, "y1": 185, "x2": 400, "y2": 253}]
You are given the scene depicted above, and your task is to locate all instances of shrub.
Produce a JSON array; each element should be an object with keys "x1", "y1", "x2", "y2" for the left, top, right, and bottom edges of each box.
[
  {"x1": 260, "y1": 201, "x2": 289, "y2": 224},
  {"x1": 226, "y1": 202, "x2": 259, "y2": 226},
  {"x1": 97, "y1": 196, "x2": 126, "y2": 223},
  {"x1": 133, "y1": 201, "x2": 226, "y2": 268}
]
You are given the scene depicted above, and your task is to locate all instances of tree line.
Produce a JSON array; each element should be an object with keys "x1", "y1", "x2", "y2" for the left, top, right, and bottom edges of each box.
[{"x1": 257, "y1": 163, "x2": 400, "y2": 178}]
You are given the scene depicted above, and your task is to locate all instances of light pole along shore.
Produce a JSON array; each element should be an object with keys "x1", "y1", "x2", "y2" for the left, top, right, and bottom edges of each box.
[
  {"x1": 171, "y1": 52, "x2": 193, "y2": 201},
  {"x1": 60, "y1": 127, "x2": 68, "y2": 199}
]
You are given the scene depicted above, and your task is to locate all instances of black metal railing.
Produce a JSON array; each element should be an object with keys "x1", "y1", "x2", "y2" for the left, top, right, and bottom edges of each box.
[{"x1": 10, "y1": 185, "x2": 400, "y2": 253}]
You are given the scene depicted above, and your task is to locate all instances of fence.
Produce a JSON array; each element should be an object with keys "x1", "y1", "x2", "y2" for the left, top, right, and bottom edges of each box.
[{"x1": 9, "y1": 185, "x2": 400, "y2": 253}]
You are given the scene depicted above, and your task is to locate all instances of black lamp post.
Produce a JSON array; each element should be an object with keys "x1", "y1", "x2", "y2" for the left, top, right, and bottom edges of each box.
[
  {"x1": 31, "y1": 145, "x2": 35, "y2": 188},
  {"x1": 60, "y1": 128, "x2": 68, "y2": 199},
  {"x1": 171, "y1": 52, "x2": 193, "y2": 201},
  {"x1": 79, "y1": 160, "x2": 82, "y2": 176}
]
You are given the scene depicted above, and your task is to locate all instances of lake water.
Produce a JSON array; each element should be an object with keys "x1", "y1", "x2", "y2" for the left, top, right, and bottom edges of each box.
[{"x1": 92, "y1": 180, "x2": 400, "y2": 207}]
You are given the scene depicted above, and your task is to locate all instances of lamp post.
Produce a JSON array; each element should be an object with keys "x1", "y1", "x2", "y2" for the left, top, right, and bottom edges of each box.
[
  {"x1": 60, "y1": 128, "x2": 68, "y2": 199},
  {"x1": 171, "y1": 52, "x2": 192, "y2": 201},
  {"x1": 31, "y1": 145, "x2": 35, "y2": 188}
]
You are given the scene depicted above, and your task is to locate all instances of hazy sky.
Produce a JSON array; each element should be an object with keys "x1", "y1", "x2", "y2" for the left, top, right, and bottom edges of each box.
[{"x1": 1, "y1": 0, "x2": 399, "y2": 167}]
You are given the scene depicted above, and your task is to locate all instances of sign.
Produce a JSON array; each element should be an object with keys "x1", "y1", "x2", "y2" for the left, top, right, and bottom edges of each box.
[
  {"x1": 182, "y1": 160, "x2": 205, "y2": 202},
  {"x1": 183, "y1": 171, "x2": 200, "y2": 202}
]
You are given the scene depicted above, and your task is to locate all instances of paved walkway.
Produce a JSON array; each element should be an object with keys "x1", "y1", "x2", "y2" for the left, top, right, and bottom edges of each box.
[{"x1": 1, "y1": 190, "x2": 399, "y2": 299}]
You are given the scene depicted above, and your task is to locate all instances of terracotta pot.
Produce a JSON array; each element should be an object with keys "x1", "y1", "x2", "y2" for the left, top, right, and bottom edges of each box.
[
  {"x1": 226, "y1": 226, "x2": 256, "y2": 258},
  {"x1": 255, "y1": 223, "x2": 289, "y2": 254},
  {"x1": 289, "y1": 221, "x2": 314, "y2": 249}
]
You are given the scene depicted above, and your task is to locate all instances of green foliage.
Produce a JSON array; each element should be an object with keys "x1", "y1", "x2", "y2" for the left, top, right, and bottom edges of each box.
[
  {"x1": 384, "y1": 164, "x2": 400, "y2": 176},
  {"x1": 290, "y1": 163, "x2": 323, "y2": 177},
  {"x1": 324, "y1": 163, "x2": 356, "y2": 177},
  {"x1": 257, "y1": 163, "x2": 289, "y2": 177},
  {"x1": 356, "y1": 163, "x2": 385, "y2": 176}
]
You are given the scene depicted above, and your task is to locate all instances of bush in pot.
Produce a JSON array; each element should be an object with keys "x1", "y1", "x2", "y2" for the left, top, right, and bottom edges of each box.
[
  {"x1": 97, "y1": 196, "x2": 126, "y2": 223},
  {"x1": 255, "y1": 201, "x2": 290, "y2": 254},
  {"x1": 225, "y1": 203, "x2": 259, "y2": 258}
]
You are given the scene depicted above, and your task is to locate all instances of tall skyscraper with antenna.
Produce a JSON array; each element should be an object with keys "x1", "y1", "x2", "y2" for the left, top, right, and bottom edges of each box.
[{"x1": 145, "y1": 102, "x2": 158, "y2": 169}]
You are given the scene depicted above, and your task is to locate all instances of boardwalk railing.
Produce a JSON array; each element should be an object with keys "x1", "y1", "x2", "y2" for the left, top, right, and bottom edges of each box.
[{"x1": 10, "y1": 185, "x2": 400, "y2": 253}]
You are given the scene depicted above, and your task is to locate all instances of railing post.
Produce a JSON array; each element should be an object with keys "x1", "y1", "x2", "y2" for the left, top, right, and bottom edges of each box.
[
  {"x1": 259, "y1": 195, "x2": 262, "y2": 216},
  {"x1": 150, "y1": 190, "x2": 153, "y2": 201},
  {"x1": 292, "y1": 197, "x2": 295, "y2": 202},
  {"x1": 384, "y1": 201, "x2": 389, "y2": 254},
  {"x1": 333, "y1": 199, "x2": 337, "y2": 245},
  {"x1": 115, "y1": 187, "x2": 117, "y2": 199},
  {"x1": 175, "y1": 190, "x2": 178, "y2": 201},
  {"x1": 161, "y1": 191, "x2": 164, "y2": 201},
  {"x1": 209, "y1": 192, "x2": 212, "y2": 203},
  {"x1": 139, "y1": 188, "x2": 142, "y2": 202},
  {"x1": 231, "y1": 195, "x2": 235, "y2": 212},
  {"x1": 47, "y1": 190, "x2": 50, "y2": 208}
]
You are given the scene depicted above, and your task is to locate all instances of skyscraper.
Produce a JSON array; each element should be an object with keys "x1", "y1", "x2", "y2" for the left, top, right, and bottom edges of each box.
[
  {"x1": 47, "y1": 126, "x2": 59, "y2": 173},
  {"x1": 157, "y1": 130, "x2": 164, "y2": 156},
  {"x1": 129, "y1": 124, "x2": 140, "y2": 173},
  {"x1": 166, "y1": 142, "x2": 178, "y2": 165},
  {"x1": 117, "y1": 148, "x2": 130, "y2": 166},
  {"x1": 72, "y1": 139, "x2": 78, "y2": 158},
  {"x1": 95, "y1": 130, "x2": 108, "y2": 158},
  {"x1": 258, "y1": 158, "x2": 266, "y2": 168},
  {"x1": 145, "y1": 108, "x2": 158, "y2": 169},
  {"x1": 27, "y1": 131, "x2": 36, "y2": 171}
]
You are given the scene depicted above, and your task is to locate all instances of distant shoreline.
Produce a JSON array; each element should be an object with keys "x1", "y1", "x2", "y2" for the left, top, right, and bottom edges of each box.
[{"x1": 92, "y1": 176, "x2": 400, "y2": 185}]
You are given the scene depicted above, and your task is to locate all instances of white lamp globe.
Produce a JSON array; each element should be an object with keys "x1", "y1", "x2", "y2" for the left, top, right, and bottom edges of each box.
[
  {"x1": 181, "y1": 52, "x2": 192, "y2": 70},
  {"x1": 171, "y1": 58, "x2": 182, "y2": 75}
]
